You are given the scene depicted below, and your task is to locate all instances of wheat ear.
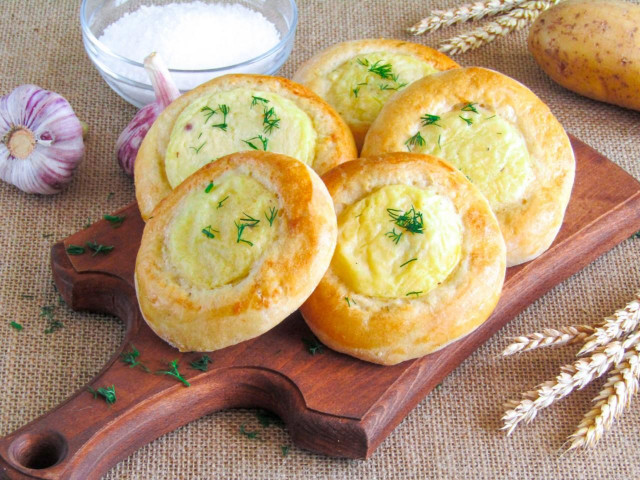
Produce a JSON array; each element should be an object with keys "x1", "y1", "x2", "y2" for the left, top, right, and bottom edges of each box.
[
  {"x1": 408, "y1": 0, "x2": 528, "y2": 35},
  {"x1": 438, "y1": 0, "x2": 559, "y2": 55},
  {"x1": 502, "y1": 325, "x2": 596, "y2": 356},
  {"x1": 501, "y1": 332, "x2": 640, "y2": 435},
  {"x1": 567, "y1": 343, "x2": 640, "y2": 450},
  {"x1": 579, "y1": 292, "x2": 640, "y2": 355}
]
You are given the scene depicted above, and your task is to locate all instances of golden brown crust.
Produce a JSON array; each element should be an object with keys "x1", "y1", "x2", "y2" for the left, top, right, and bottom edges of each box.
[
  {"x1": 293, "y1": 38, "x2": 460, "y2": 149},
  {"x1": 300, "y1": 153, "x2": 506, "y2": 365},
  {"x1": 135, "y1": 74, "x2": 357, "y2": 221},
  {"x1": 135, "y1": 151, "x2": 337, "y2": 352},
  {"x1": 361, "y1": 67, "x2": 575, "y2": 266}
]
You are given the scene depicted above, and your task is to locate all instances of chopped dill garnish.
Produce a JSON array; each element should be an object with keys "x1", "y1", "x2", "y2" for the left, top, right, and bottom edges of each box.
[
  {"x1": 486, "y1": 114, "x2": 496, "y2": 120},
  {"x1": 201, "y1": 105, "x2": 217, "y2": 124},
  {"x1": 189, "y1": 355, "x2": 212, "y2": 372},
  {"x1": 217, "y1": 195, "x2": 229, "y2": 209},
  {"x1": 256, "y1": 409, "x2": 283, "y2": 428},
  {"x1": 41, "y1": 305, "x2": 63, "y2": 334},
  {"x1": 156, "y1": 360, "x2": 190, "y2": 387},
  {"x1": 459, "y1": 116, "x2": 473, "y2": 126},
  {"x1": 420, "y1": 113, "x2": 441, "y2": 127},
  {"x1": 242, "y1": 135, "x2": 269, "y2": 151},
  {"x1": 189, "y1": 141, "x2": 206, "y2": 154},
  {"x1": 281, "y1": 445, "x2": 290, "y2": 456},
  {"x1": 262, "y1": 106, "x2": 281, "y2": 134},
  {"x1": 357, "y1": 58, "x2": 395, "y2": 80},
  {"x1": 240, "y1": 213, "x2": 260, "y2": 227},
  {"x1": 212, "y1": 104, "x2": 229, "y2": 131},
  {"x1": 437, "y1": 134, "x2": 442, "y2": 150},
  {"x1": 201, "y1": 225, "x2": 219, "y2": 239},
  {"x1": 387, "y1": 207, "x2": 424, "y2": 234},
  {"x1": 204, "y1": 181, "x2": 215, "y2": 193},
  {"x1": 631, "y1": 231, "x2": 640, "y2": 239},
  {"x1": 86, "y1": 241, "x2": 114, "y2": 256},
  {"x1": 85, "y1": 217, "x2": 92, "y2": 229},
  {"x1": 385, "y1": 228, "x2": 403, "y2": 245},
  {"x1": 120, "y1": 345, "x2": 150, "y2": 372},
  {"x1": 9, "y1": 321, "x2": 23, "y2": 331},
  {"x1": 379, "y1": 82, "x2": 407, "y2": 91},
  {"x1": 21, "y1": 294, "x2": 34, "y2": 299},
  {"x1": 66, "y1": 244, "x2": 85, "y2": 255},
  {"x1": 107, "y1": 192, "x2": 115, "y2": 200},
  {"x1": 265, "y1": 207, "x2": 278, "y2": 226},
  {"x1": 344, "y1": 297, "x2": 356, "y2": 307},
  {"x1": 103, "y1": 214, "x2": 126, "y2": 227},
  {"x1": 87, "y1": 385, "x2": 117, "y2": 405},
  {"x1": 42, "y1": 233, "x2": 54, "y2": 238},
  {"x1": 352, "y1": 86, "x2": 361, "y2": 98},
  {"x1": 235, "y1": 222, "x2": 253, "y2": 246},
  {"x1": 400, "y1": 258, "x2": 418, "y2": 268},
  {"x1": 461, "y1": 102, "x2": 479, "y2": 113},
  {"x1": 251, "y1": 95, "x2": 269, "y2": 107},
  {"x1": 405, "y1": 131, "x2": 425, "y2": 151},
  {"x1": 239, "y1": 424, "x2": 259, "y2": 439},
  {"x1": 302, "y1": 336, "x2": 324, "y2": 355},
  {"x1": 406, "y1": 291, "x2": 423, "y2": 297}
]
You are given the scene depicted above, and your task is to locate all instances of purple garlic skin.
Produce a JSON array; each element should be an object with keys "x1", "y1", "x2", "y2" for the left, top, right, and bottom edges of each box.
[
  {"x1": 116, "y1": 52, "x2": 180, "y2": 176},
  {"x1": 0, "y1": 85, "x2": 84, "y2": 194}
]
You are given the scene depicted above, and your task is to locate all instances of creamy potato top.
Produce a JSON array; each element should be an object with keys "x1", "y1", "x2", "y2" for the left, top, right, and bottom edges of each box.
[
  {"x1": 165, "y1": 89, "x2": 317, "y2": 188},
  {"x1": 405, "y1": 103, "x2": 532, "y2": 211},
  {"x1": 165, "y1": 174, "x2": 280, "y2": 289},
  {"x1": 325, "y1": 52, "x2": 439, "y2": 126},
  {"x1": 333, "y1": 184, "x2": 462, "y2": 298}
]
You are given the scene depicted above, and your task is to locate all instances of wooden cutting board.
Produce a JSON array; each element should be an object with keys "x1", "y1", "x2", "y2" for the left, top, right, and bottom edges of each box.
[{"x1": 1, "y1": 136, "x2": 640, "y2": 480}]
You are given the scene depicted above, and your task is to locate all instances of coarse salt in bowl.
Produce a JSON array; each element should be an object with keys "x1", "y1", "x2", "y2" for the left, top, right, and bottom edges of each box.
[{"x1": 81, "y1": 0, "x2": 298, "y2": 107}]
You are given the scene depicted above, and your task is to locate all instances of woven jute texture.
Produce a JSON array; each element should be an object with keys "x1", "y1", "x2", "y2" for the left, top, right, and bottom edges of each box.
[{"x1": 1, "y1": 0, "x2": 639, "y2": 478}]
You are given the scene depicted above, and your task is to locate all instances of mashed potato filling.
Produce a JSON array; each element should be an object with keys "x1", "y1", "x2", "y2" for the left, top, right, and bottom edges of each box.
[
  {"x1": 333, "y1": 184, "x2": 462, "y2": 298},
  {"x1": 165, "y1": 174, "x2": 279, "y2": 289},
  {"x1": 409, "y1": 104, "x2": 532, "y2": 211},
  {"x1": 165, "y1": 88, "x2": 317, "y2": 188},
  {"x1": 326, "y1": 52, "x2": 439, "y2": 126}
]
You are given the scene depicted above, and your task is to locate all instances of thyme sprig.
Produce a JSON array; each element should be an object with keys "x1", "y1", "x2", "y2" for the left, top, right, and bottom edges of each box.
[
  {"x1": 86, "y1": 241, "x2": 114, "y2": 256},
  {"x1": 87, "y1": 385, "x2": 117, "y2": 405},
  {"x1": 265, "y1": 207, "x2": 278, "y2": 226},
  {"x1": 405, "y1": 131, "x2": 425, "y2": 151},
  {"x1": 156, "y1": 360, "x2": 190, "y2": 387},
  {"x1": 103, "y1": 214, "x2": 126, "y2": 227},
  {"x1": 189, "y1": 355, "x2": 212, "y2": 372},
  {"x1": 120, "y1": 345, "x2": 149, "y2": 372},
  {"x1": 387, "y1": 206, "x2": 424, "y2": 234}
]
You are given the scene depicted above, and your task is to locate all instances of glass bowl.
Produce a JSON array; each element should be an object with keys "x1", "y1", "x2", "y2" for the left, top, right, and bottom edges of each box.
[{"x1": 81, "y1": 0, "x2": 298, "y2": 107}]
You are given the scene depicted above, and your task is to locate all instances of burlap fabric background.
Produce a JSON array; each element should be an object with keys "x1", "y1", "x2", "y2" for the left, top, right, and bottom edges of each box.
[{"x1": 1, "y1": 0, "x2": 639, "y2": 478}]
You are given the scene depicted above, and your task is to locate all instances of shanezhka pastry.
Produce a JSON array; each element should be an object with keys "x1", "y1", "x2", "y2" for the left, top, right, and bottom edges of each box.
[
  {"x1": 300, "y1": 153, "x2": 506, "y2": 365},
  {"x1": 361, "y1": 67, "x2": 575, "y2": 266},
  {"x1": 135, "y1": 74, "x2": 357, "y2": 220},
  {"x1": 293, "y1": 39, "x2": 460, "y2": 149},
  {"x1": 135, "y1": 151, "x2": 337, "y2": 352}
]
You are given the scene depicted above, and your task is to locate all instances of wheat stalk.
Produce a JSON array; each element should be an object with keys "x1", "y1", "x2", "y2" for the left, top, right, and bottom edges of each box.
[
  {"x1": 501, "y1": 332, "x2": 640, "y2": 435},
  {"x1": 502, "y1": 325, "x2": 596, "y2": 356},
  {"x1": 566, "y1": 344, "x2": 640, "y2": 450},
  {"x1": 408, "y1": 0, "x2": 529, "y2": 35},
  {"x1": 579, "y1": 292, "x2": 640, "y2": 355},
  {"x1": 438, "y1": 0, "x2": 559, "y2": 55}
]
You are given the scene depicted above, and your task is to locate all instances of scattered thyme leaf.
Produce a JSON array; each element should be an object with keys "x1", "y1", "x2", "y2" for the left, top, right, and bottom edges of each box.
[
  {"x1": 86, "y1": 241, "x2": 114, "y2": 256},
  {"x1": 205, "y1": 181, "x2": 214, "y2": 193},
  {"x1": 239, "y1": 424, "x2": 259, "y2": 439},
  {"x1": 103, "y1": 214, "x2": 126, "y2": 228},
  {"x1": 87, "y1": 385, "x2": 116, "y2": 405},
  {"x1": 400, "y1": 258, "x2": 418, "y2": 268},
  {"x1": 156, "y1": 360, "x2": 190, "y2": 387},
  {"x1": 189, "y1": 355, "x2": 212, "y2": 372},
  {"x1": 66, "y1": 244, "x2": 85, "y2": 255},
  {"x1": 9, "y1": 321, "x2": 23, "y2": 331},
  {"x1": 405, "y1": 131, "x2": 425, "y2": 152},
  {"x1": 302, "y1": 336, "x2": 324, "y2": 355},
  {"x1": 265, "y1": 207, "x2": 278, "y2": 226}
]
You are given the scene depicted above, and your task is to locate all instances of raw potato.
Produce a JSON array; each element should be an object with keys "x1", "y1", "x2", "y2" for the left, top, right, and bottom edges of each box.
[{"x1": 528, "y1": 0, "x2": 640, "y2": 111}]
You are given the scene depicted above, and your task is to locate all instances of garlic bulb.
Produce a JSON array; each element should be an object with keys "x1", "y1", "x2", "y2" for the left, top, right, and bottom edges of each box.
[
  {"x1": 0, "y1": 85, "x2": 84, "y2": 194},
  {"x1": 116, "y1": 53, "x2": 180, "y2": 176}
]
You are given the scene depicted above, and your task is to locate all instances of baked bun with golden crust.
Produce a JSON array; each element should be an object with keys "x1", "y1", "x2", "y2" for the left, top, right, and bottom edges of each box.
[
  {"x1": 362, "y1": 67, "x2": 575, "y2": 266},
  {"x1": 300, "y1": 153, "x2": 506, "y2": 365},
  {"x1": 135, "y1": 74, "x2": 357, "y2": 221},
  {"x1": 135, "y1": 151, "x2": 337, "y2": 352},
  {"x1": 293, "y1": 39, "x2": 460, "y2": 150},
  {"x1": 361, "y1": 67, "x2": 575, "y2": 267}
]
